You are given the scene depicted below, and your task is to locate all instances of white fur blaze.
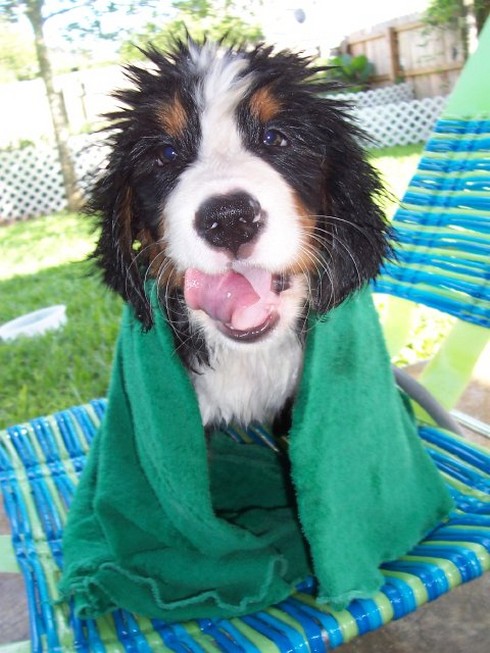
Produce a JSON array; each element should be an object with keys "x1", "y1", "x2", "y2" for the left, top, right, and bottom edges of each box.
[
  {"x1": 162, "y1": 43, "x2": 309, "y2": 427},
  {"x1": 164, "y1": 46, "x2": 304, "y2": 276}
]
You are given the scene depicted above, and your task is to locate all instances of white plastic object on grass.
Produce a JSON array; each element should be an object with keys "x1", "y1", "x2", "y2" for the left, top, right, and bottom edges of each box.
[{"x1": 0, "y1": 305, "x2": 67, "y2": 342}]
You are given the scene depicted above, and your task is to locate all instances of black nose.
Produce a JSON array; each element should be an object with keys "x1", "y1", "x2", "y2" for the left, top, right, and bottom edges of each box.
[{"x1": 194, "y1": 191, "x2": 264, "y2": 254}]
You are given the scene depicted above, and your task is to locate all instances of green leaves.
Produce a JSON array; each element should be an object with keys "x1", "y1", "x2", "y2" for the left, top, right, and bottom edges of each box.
[
  {"x1": 326, "y1": 53, "x2": 375, "y2": 90},
  {"x1": 119, "y1": 0, "x2": 264, "y2": 60}
]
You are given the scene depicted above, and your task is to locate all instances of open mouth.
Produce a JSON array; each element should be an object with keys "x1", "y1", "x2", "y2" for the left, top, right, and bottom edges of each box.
[{"x1": 184, "y1": 264, "x2": 290, "y2": 342}]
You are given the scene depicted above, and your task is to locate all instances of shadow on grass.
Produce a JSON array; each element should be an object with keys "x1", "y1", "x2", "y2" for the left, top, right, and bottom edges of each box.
[{"x1": 0, "y1": 259, "x2": 123, "y2": 428}]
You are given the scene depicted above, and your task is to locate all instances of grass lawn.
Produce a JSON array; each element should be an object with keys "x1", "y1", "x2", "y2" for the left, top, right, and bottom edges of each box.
[
  {"x1": 0, "y1": 143, "x2": 437, "y2": 428},
  {"x1": 370, "y1": 144, "x2": 424, "y2": 212},
  {"x1": 0, "y1": 214, "x2": 123, "y2": 426}
]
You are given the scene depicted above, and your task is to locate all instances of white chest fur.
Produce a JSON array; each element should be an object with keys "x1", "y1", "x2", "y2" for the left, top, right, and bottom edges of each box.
[{"x1": 191, "y1": 329, "x2": 303, "y2": 427}]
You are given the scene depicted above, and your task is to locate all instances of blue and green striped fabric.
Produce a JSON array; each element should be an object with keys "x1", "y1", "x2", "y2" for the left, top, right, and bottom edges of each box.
[
  {"x1": 374, "y1": 117, "x2": 490, "y2": 328},
  {"x1": 1, "y1": 400, "x2": 489, "y2": 652}
]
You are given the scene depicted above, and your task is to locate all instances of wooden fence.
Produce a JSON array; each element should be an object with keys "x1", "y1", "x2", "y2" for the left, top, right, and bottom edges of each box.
[{"x1": 342, "y1": 14, "x2": 465, "y2": 98}]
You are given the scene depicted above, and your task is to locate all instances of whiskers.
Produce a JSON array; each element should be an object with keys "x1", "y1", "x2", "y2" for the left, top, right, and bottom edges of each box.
[{"x1": 296, "y1": 213, "x2": 366, "y2": 315}]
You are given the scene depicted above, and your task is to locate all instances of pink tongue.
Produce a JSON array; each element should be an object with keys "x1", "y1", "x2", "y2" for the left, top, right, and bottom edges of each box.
[{"x1": 184, "y1": 268, "x2": 276, "y2": 331}]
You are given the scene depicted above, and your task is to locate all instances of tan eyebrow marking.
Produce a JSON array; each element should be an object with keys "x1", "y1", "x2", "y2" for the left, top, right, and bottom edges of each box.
[
  {"x1": 156, "y1": 94, "x2": 187, "y2": 136},
  {"x1": 249, "y1": 86, "x2": 282, "y2": 122}
]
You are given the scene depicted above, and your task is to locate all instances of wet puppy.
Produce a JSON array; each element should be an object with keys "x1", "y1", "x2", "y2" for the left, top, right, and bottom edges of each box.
[{"x1": 92, "y1": 39, "x2": 389, "y2": 428}]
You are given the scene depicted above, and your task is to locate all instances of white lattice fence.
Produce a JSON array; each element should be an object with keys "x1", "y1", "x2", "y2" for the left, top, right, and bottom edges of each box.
[
  {"x1": 0, "y1": 135, "x2": 106, "y2": 223},
  {"x1": 72, "y1": 136, "x2": 109, "y2": 194},
  {"x1": 355, "y1": 96, "x2": 447, "y2": 148},
  {"x1": 0, "y1": 93, "x2": 447, "y2": 223},
  {"x1": 0, "y1": 146, "x2": 65, "y2": 221},
  {"x1": 328, "y1": 82, "x2": 414, "y2": 108}
]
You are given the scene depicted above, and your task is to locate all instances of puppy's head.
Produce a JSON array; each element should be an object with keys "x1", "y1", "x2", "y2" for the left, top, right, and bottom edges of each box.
[{"x1": 92, "y1": 39, "x2": 390, "y2": 352}]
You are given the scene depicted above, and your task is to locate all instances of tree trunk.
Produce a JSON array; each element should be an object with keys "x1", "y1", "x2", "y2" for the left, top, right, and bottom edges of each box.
[
  {"x1": 474, "y1": 0, "x2": 490, "y2": 33},
  {"x1": 26, "y1": 0, "x2": 83, "y2": 211},
  {"x1": 458, "y1": 0, "x2": 470, "y2": 60}
]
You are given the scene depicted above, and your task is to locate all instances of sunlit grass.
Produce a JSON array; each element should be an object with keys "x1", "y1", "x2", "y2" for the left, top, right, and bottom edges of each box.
[
  {"x1": 0, "y1": 212, "x2": 122, "y2": 426},
  {"x1": 0, "y1": 261, "x2": 123, "y2": 426},
  {"x1": 370, "y1": 143, "x2": 423, "y2": 217},
  {"x1": 0, "y1": 212, "x2": 97, "y2": 281}
]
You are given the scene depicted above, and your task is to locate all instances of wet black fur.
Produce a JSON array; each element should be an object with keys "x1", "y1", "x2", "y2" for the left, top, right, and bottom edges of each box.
[{"x1": 91, "y1": 38, "x2": 391, "y2": 368}]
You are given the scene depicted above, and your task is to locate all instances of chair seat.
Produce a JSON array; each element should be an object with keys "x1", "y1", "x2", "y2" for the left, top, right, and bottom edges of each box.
[{"x1": 1, "y1": 400, "x2": 489, "y2": 652}]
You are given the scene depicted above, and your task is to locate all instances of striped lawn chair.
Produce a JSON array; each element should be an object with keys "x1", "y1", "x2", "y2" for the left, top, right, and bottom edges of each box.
[{"x1": 1, "y1": 19, "x2": 489, "y2": 653}]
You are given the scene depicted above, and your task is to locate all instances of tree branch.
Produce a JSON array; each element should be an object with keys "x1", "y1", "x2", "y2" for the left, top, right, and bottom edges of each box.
[{"x1": 44, "y1": 1, "x2": 98, "y2": 22}]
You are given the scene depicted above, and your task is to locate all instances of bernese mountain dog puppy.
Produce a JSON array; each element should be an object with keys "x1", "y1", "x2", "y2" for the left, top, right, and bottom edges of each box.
[{"x1": 92, "y1": 38, "x2": 390, "y2": 429}]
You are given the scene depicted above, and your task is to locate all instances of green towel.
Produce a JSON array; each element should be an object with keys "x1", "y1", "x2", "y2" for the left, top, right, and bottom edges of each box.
[{"x1": 59, "y1": 285, "x2": 453, "y2": 621}]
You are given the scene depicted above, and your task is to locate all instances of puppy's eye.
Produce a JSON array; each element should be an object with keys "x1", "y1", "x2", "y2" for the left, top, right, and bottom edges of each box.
[
  {"x1": 263, "y1": 128, "x2": 288, "y2": 148},
  {"x1": 157, "y1": 145, "x2": 178, "y2": 165}
]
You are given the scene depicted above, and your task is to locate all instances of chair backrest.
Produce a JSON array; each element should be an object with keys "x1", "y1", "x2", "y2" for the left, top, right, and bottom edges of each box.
[
  {"x1": 372, "y1": 19, "x2": 490, "y2": 413},
  {"x1": 373, "y1": 116, "x2": 490, "y2": 329}
]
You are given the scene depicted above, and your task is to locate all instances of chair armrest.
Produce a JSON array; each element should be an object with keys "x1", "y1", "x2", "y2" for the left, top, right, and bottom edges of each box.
[{"x1": 0, "y1": 535, "x2": 18, "y2": 573}]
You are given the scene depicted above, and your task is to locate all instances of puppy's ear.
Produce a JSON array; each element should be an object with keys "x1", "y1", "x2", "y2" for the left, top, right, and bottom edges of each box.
[
  {"x1": 312, "y1": 123, "x2": 391, "y2": 314},
  {"x1": 91, "y1": 168, "x2": 153, "y2": 329}
]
